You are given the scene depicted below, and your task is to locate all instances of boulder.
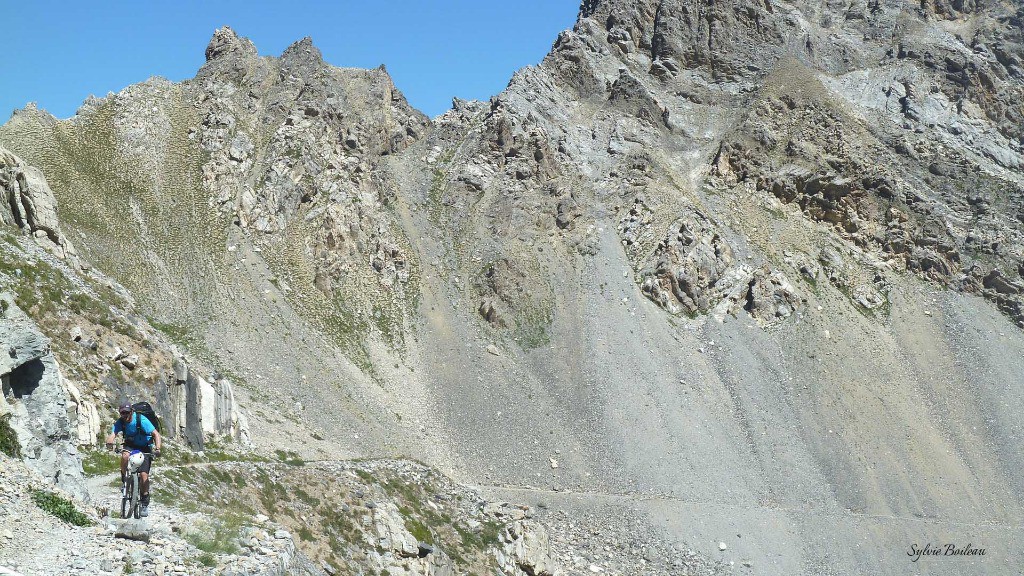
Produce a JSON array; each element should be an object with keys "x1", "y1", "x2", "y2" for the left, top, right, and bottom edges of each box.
[
  {"x1": 119, "y1": 354, "x2": 138, "y2": 370},
  {"x1": 181, "y1": 372, "x2": 205, "y2": 450},
  {"x1": 197, "y1": 373, "x2": 216, "y2": 436},
  {"x1": 983, "y1": 270, "x2": 1023, "y2": 295},
  {"x1": 372, "y1": 502, "x2": 420, "y2": 558},
  {"x1": 852, "y1": 285, "x2": 886, "y2": 310},
  {"x1": 65, "y1": 381, "x2": 101, "y2": 446},
  {"x1": 500, "y1": 520, "x2": 556, "y2": 576},
  {"x1": 478, "y1": 299, "x2": 506, "y2": 327},
  {"x1": 112, "y1": 519, "x2": 151, "y2": 542},
  {"x1": 740, "y1": 268, "x2": 803, "y2": 323}
]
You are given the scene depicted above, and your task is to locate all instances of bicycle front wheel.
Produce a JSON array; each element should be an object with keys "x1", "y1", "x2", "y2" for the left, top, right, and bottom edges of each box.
[
  {"x1": 121, "y1": 477, "x2": 133, "y2": 519},
  {"x1": 131, "y1": 474, "x2": 141, "y2": 519}
]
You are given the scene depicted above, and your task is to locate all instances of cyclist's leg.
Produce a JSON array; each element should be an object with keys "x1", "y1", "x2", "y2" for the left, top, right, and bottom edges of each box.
[
  {"x1": 119, "y1": 450, "x2": 130, "y2": 482},
  {"x1": 138, "y1": 455, "x2": 153, "y2": 504}
]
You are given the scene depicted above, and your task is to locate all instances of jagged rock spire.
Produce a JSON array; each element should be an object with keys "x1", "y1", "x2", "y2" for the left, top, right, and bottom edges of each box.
[{"x1": 204, "y1": 26, "x2": 257, "y2": 62}]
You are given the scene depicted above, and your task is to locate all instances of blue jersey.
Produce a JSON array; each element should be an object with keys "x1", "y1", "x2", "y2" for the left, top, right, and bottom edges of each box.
[{"x1": 113, "y1": 414, "x2": 155, "y2": 447}]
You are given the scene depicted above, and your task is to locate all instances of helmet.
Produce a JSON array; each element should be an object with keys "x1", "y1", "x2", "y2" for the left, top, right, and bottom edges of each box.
[
  {"x1": 119, "y1": 403, "x2": 132, "y2": 415},
  {"x1": 127, "y1": 451, "x2": 145, "y2": 472}
]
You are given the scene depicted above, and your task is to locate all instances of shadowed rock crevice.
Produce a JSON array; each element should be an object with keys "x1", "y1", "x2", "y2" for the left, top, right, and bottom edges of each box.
[{"x1": 7, "y1": 358, "x2": 44, "y2": 399}]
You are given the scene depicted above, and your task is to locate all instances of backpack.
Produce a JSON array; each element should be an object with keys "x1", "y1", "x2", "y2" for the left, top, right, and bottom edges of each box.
[{"x1": 132, "y1": 401, "x2": 161, "y2": 434}]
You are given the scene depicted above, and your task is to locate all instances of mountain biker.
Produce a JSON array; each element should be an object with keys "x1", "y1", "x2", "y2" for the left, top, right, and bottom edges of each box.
[{"x1": 104, "y1": 402, "x2": 162, "y2": 517}]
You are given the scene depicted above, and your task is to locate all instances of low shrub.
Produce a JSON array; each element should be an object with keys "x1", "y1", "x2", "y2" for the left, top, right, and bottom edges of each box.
[
  {"x1": 0, "y1": 414, "x2": 20, "y2": 458},
  {"x1": 185, "y1": 517, "x2": 242, "y2": 556},
  {"x1": 31, "y1": 488, "x2": 93, "y2": 526},
  {"x1": 273, "y1": 449, "x2": 305, "y2": 466}
]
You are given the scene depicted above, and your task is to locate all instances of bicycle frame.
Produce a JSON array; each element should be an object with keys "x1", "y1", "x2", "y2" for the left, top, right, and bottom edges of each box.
[{"x1": 120, "y1": 449, "x2": 153, "y2": 520}]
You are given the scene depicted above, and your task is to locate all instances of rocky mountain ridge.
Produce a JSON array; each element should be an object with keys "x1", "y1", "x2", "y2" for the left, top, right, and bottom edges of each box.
[{"x1": 1, "y1": 0, "x2": 1023, "y2": 574}]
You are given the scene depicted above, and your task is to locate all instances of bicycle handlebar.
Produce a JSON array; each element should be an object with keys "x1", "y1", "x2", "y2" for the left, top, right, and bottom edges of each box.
[{"x1": 112, "y1": 446, "x2": 155, "y2": 457}]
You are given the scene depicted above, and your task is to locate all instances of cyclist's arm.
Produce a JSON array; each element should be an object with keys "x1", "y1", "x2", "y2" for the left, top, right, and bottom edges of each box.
[
  {"x1": 151, "y1": 430, "x2": 162, "y2": 452},
  {"x1": 105, "y1": 421, "x2": 121, "y2": 447}
]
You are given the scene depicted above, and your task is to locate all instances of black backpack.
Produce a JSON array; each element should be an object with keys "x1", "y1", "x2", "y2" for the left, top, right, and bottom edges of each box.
[{"x1": 132, "y1": 401, "x2": 161, "y2": 433}]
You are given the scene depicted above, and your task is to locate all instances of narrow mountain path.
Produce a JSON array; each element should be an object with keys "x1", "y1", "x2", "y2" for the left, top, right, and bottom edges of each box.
[{"x1": 477, "y1": 483, "x2": 1024, "y2": 529}]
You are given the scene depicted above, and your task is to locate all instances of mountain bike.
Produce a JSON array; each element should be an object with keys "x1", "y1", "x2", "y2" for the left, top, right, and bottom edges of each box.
[{"x1": 120, "y1": 449, "x2": 152, "y2": 519}]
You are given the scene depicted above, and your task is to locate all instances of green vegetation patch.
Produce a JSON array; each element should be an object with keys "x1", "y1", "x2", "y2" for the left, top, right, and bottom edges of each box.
[
  {"x1": 154, "y1": 458, "x2": 511, "y2": 575},
  {"x1": 147, "y1": 318, "x2": 199, "y2": 349},
  {"x1": 399, "y1": 508, "x2": 432, "y2": 543},
  {"x1": 474, "y1": 256, "x2": 556, "y2": 351},
  {"x1": 0, "y1": 250, "x2": 67, "y2": 319},
  {"x1": 81, "y1": 448, "x2": 120, "y2": 475},
  {"x1": 836, "y1": 282, "x2": 892, "y2": 321},
  {"x1": 375, "y1": 468, "x2": 507, "y2": 565},
  {"x1": 185, "y1": 518, "x2": 242, "y2": 555},
  {"x1": 0, "y1": 92, "x2": 226, "y2": 335},
  {"x1": 159, "y1": 440, "x2": 264, "y2": 467},
  {"x1": 31, "y1": 488, "x2": 93, "y2": 526},
  {"x1": 0, "y1": 414, "x2": 21, "y2": 458},
  {"x1": 425, "y1": 148, "x2": 457, "y2": 224},
  {"x1": 274, "y1": 449, "x2": 305, "y2": 467},
  {"x1": 184, "y1": 514, "x2": 244, "y2": 570},
  {"x1": 513, "y1": 303, "x2": 554, "y2": 350},
  {"x1": 0, "y1": 243, "x2": 139, "y2": 361},
  {"x1": 427, "y1": 166, "x2": 450, "y2": 224}
]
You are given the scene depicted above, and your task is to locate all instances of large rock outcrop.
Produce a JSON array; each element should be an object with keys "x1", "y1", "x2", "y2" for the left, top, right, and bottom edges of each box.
[
  {"x1": 0, "y1": 145, "x2": 75, "y2": 260},
  {"x1": 0, "y1": 294, "x2": 86, "y2": 501},
  {"x1": 163, "y1": 355, "x2": 250, "y2": 449}
]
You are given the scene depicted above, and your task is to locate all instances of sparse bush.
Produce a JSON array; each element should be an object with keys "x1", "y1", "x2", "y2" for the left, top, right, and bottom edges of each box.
[
  {"x1": 31, "y1": 488, "x2": 93, "y2": 526},
  {"x1": 0, "y1": 414, "x2": 20, "y2": 458},
  {"x1": 148, "y1": 318, "x2": 197, "y2": 348},
  {"x1": 294, "y1": 486, "x2": 319, "y2": 506},
  {"x1": 296, "y1": 525, "x2": 315, "y2": 541},
  {"x1": 185, "y1": 519, "x2": 241, "y2": 556},
  {"x1": 274, "y1": 449, "x2": 305, "y2": 466},
  {"x1": 403, "y1": 514, "x2": 431, "y2": 543},
  {"x1": 479, "y1": 520, "x2": 503, "y2": 547}
]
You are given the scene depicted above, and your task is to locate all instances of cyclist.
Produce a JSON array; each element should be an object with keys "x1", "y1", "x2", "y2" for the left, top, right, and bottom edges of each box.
[{"x1": 105, "y1": 403, "x2": 162, "y2": 517}]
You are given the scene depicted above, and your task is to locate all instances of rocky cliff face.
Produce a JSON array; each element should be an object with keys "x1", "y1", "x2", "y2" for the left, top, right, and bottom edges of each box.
[
  {"x1": 0, "y1": 146, "x2": 249, "y2": 492},
  {"x1": 1, "y1": 1, "x2": 1023, "y2": 574}
]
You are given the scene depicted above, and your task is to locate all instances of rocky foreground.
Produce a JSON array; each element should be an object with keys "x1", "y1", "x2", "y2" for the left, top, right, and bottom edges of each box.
[{"x1": 0, "y1": 450, "x2": 730, "y2": 576}]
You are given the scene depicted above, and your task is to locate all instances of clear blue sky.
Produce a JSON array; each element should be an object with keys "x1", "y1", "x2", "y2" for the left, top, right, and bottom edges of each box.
[{"x1": 2, "y1": 1, "x2": 579, "y2": 120}]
